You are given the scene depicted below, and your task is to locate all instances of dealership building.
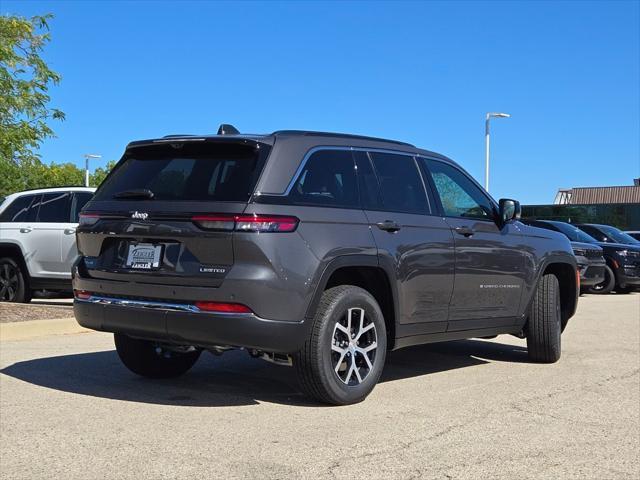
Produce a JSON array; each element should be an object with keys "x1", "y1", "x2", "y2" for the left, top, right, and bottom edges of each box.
[{"x1": 522, "y1": 179, "x2": 640, "y2": 230}]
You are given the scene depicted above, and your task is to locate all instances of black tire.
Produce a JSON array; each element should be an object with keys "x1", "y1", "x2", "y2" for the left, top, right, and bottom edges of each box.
[
  {"x1": 114, "y1": 334, "x2": 201, "y2": 379},
  {"x1": 0, "y1": 257, "x2": 31, "y2": 303},
  {"x1": 526, "y1": 273, "x2": 562, "y2": 363},
  {"x1": 294, "y1": 285, "x2": 387, "y2": 405},
  {"x1": 615, "y1": 285, "x2": 636, "y2": 294},
  {"x1": 586, "y1": 265, "x2": 615, "y2": 294}
]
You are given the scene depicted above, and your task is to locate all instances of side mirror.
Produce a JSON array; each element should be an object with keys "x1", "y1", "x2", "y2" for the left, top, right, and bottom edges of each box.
[{"x1": 498, "y1": 198, "x2": 521, "y2": 224}]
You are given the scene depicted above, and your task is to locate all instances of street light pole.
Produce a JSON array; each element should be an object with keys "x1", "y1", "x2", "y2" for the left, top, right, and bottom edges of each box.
[
  {"x1": 83, "y1": 154, "x2": 102, "y2": 187},
  {"x1": 484, "y1": 112, "x2": 510, "y2": 192}
]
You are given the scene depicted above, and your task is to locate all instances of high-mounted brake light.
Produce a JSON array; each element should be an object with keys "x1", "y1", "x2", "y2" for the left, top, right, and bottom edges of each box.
[
  {"x1": 79, "y1": 213, "x2": 100, "y2": 226},
  {"x1": 192, "y1": 214, "x2": 298, "y2": 233},
  {"x1": 194, "y1": 301, "x2": 252, "y2": 314}
]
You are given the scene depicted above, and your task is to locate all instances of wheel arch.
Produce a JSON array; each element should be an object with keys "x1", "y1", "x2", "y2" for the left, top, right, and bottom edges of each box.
[
  {"x1": 539, "y1": 258, "x2": 579, "y2": 331},
  {"x1": 305, "y1": 255, "x2": 399, "y2": 349},
  {"x1": 0, "y1": 242, "x2": 30, "y2": 285}
]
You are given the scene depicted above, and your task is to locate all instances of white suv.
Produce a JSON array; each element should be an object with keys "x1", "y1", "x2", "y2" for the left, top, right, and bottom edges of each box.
[{"x1": 0, "y1": 187, "x2": 95, "y2": 302}]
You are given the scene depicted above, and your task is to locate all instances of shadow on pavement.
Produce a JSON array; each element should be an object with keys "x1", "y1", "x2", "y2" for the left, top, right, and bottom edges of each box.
[{"x1": 0, "y1": 339, "x2": 528, "y2": 407}]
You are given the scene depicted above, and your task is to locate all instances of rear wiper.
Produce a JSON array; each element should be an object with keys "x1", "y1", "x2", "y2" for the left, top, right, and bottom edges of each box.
[{"x1": 112, "y1": 189, "x2": 155, "y2": 199}]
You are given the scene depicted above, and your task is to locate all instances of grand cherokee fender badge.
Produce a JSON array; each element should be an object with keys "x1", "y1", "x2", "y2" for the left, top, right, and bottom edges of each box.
[
  {"x1": 199, "y1": 266, "x2": 227, "y2": 274},
  {"x1": 131, "y1": 211, "x2": 149, "y2": 220}
]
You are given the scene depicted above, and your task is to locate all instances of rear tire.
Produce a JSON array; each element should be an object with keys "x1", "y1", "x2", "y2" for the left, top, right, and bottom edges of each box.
[
  {"x1": 294, "y1": 285, "x2": 387, "y2": 405},
  {"x1": 526, "y1": 273, "x2": 562, "y2": 363},
  {"x1": 586, "y1": 265, "x2": 615, "y2": 294},
  {"x1": 0, "y1": 257, "x2": 31, "y2": 303},
  {"x1": 114, "y1": 334, "x2": 201, "y2": 378}
]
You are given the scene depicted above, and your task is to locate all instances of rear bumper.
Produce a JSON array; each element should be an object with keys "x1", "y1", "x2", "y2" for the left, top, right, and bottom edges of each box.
[{"x1": 74, "y1": 295, "x2": 311, "y2": 354}]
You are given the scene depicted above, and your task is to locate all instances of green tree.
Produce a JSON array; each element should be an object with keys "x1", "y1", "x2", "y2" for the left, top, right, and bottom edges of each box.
[
  {"x1": 90, "y1": 160, "x2": 117, "y2": 187},
  {"x1": 0, "y1": 13, "x2": 64, "y2": 164}
]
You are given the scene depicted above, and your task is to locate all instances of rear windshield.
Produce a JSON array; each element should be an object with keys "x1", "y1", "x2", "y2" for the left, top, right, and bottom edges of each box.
[{"x1": 93, "y1": 142, "x2": 269, "y2": 202}]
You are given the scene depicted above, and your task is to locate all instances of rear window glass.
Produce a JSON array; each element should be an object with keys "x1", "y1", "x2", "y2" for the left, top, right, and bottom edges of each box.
[{"x1": 93, "y1": 143, "x2": 269, "y2": 202}]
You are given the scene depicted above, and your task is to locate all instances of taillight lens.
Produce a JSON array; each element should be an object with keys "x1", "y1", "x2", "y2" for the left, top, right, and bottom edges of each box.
[
  {"x1": 194, "y1": 301, "x2": 252, "y2": 313},
  {"x1": 79, "y1": 213, "x2": 100, "y2": 226},
  {"x1": 74, "y1": 289, "x2": 92, "y2": 300},
  {"x1": 192, "y1": 214, "x2": 298, "y2": 233}
]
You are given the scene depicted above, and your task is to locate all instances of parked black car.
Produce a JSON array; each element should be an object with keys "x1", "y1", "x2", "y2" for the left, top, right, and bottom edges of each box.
[
  {"x1": 521, "y1": 220, "x2": 605, "y2": 290},
  {"x1": 573, "y1": 224, "x2": 640, "y2": 293},
  {"x1": 73, "y1": 126, "x2": 578, "y2": 405}
]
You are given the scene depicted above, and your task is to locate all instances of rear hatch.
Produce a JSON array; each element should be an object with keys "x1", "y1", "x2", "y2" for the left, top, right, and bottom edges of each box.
[{"x1": 76, "y1": 138, "x2": 271, "y2": 287}]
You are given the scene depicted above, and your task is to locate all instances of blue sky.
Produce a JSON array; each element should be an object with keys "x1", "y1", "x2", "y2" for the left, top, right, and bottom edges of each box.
[{"x1": 3, "y1": 0, "x2": 639, "y2": 204}]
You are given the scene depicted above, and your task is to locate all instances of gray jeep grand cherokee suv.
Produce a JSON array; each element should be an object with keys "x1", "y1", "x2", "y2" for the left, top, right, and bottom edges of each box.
[{"x1": 73, "y1": 126, "x2": 578, "y2": 405}]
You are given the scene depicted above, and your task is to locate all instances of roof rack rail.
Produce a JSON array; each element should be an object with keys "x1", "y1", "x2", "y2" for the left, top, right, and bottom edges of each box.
[{"x1": 271, "y1": 130, "x2": 415, "y2": 147}]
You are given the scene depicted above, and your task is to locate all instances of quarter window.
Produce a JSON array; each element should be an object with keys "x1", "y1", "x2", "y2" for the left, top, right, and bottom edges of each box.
[
  {"x1": 0, "y1": 194, "x2": 38, "y2": 222},
  {"x1": 288, "y1": 150, "x2": 358, "y2": 207},
  {"x1": 369, "y1": 152, "x2": 429, "y2": 214},
  {"x1": 423, "y1": 159, "x2": 495, "y2": 219}
]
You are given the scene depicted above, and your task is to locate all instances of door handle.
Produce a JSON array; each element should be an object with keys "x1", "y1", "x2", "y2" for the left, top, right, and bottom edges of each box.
[
  {"x1": 19, "y1": 227, "x2": 32, "y2": 234},
  {"x1": 376, "y1": 220, "x2": 401, "y2": 233},
  {"x1": 454, "y1": 226, "x2": 474, "y2": 237},
  {"x1": 64, "y1": 228, "x2": 76, "y2": 235}
]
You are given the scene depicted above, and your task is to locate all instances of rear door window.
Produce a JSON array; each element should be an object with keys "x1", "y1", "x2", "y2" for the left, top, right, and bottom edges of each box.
[
  {"x1": 288, "y1": 149, "x2": 358, "y2": 208},
  {"x1": 93, "y1": 143, "x2": 268, "y2": 202},
  {"x1": 369, "y1": 152, "x2": 430, "y2": 214}
]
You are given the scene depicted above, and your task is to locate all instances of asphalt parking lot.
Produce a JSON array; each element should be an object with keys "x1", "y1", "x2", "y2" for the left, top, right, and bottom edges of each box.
[{"x1": 0, "y1": 293, "x2": 638, "y2": 480}]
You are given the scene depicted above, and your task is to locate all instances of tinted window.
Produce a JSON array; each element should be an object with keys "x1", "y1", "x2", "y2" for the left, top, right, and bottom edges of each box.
[
  {"x1": 71, "y1": 192, "x2": 94, "y2": 222},
  {"x1": 548, "y1": 222, "x2": 598, "y2": 243},
  {"x1": 0, "y1": 194, "x2": 38, "y2": 222},
  {"x1": 36, "y1": 192, "x2": 72, "y2": 223},
  {"x1": 354, "y1": 151, "x2": 382, "y2": 210},
  {"x1": 577, "y1": 225, "x2": 606, "y2": 242},
  {"x1": 93, "y1": 143, "x2": 267, "y2": 202},
  {"x1": 288, "y1": 150, "x2": 358, "y2": 207},
  {"x1": 369, "y1": 153, "x2": 429, "y2": 214},
  {"x1": 424, "y1": 159, "x2": 494, "y2": 219}
]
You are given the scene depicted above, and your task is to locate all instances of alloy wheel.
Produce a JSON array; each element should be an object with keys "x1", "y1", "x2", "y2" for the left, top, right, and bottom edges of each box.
[
  {"x1": 331, "y1": 307, "x2": 378, "y2": 386},
  {"x1": 0, "y1": 262, "x2": 19, "y2": 301}
]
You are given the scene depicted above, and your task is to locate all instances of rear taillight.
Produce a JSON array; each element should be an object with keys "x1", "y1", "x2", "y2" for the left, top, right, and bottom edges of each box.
[
  {"x1": 74, "y1": 289, "x2": 92, "y2": 300},
  {"x1": 192, "y1": 214, "x2": 298, "y2": 233},
  {"x1": 79, "y1": 213, "x2": 100, "y2": 226},
  {"x1": 194, "y1": 301, "x2": 253, "y2": 313}
]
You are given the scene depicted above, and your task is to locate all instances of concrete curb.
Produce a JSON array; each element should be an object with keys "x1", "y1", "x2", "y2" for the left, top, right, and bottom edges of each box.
[{"x1": 0, "y1": 317, "x2": 89, "y2": 342}]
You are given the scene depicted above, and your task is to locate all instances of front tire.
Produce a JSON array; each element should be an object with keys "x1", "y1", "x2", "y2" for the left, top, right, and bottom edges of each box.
[
  {"x1": 0, "y1": 257, "x2": 31, "y2": 303},
  {"x1": 586, "y1": 265, "x2": 615, "y2": 294},
  {"x1": 114, "y1": 334, "x2": 201, "y2": 378},
  {"x1": 294, "y1": 285, "x2": 387, "y2": 405},
  {"x1": 526, "y1": 273, "x2": 562, "y2": 363}
]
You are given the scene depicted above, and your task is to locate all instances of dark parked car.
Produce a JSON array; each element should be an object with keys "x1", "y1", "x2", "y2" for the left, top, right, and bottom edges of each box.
[
  {"x1": 574, "y1": 224, "x2": 640, "y2": 294},
  {"x1": 73, "y1": 126, "x2": 578, "y2": 405},
  {"x1": 521, "y1": 220, "x2": 605, "y2": 290}
]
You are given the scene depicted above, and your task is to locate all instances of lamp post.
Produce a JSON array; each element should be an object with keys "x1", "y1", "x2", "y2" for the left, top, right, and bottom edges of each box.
[
  {"x1": 484, "y1": 112, "x2": 510, "y2": 192},
  {"x1": 83, "y1": 154, "x2": 102, "y2": 187}
]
